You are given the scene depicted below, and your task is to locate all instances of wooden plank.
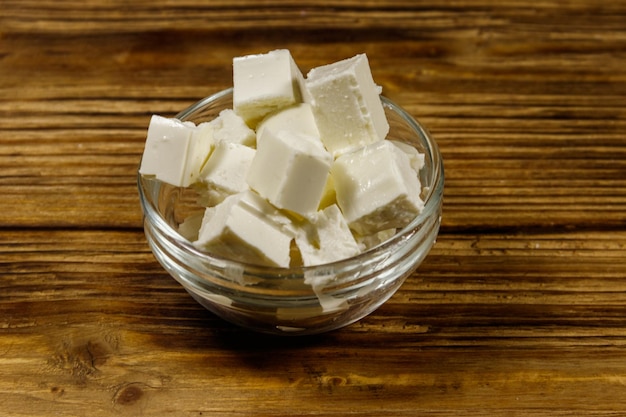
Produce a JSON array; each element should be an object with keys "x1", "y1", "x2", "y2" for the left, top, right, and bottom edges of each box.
[
  {"x1": 2, "y1": 230, "x2": 626, "y2": 415},
  {"x1": 1, "y1": 26, "x2": 624, "y2": 230}
]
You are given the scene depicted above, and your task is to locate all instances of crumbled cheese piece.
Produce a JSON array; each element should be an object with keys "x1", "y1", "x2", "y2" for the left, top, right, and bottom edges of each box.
[
  {"x1": 331, "y1": 140, "x2": 424, "y2": 235},
  {"x1": 233, "y1": 49, "x2": 306, "y2": 126},
  {"x1": 198, "y1": 141, "x2": 256, "y2": 205},
  {"x1": 256, "y1": 103, "x2": 319, "y2": 146},
  {"x1": 306, "y1": 53, "x2": 389, "y2": 156},
  {"x1": 247, "y1": 129, "x2": 332, "y2": 217},
  {"x1": 139, "y1": 115, "x2": 213, "y2": 187},
  {"x1": 295, "y1": 204, "x2": 361, "y2": 266},
  {"x1": 194, "y1": 190, "x2": 294, "y2": 268},
  {"x1": 209, "y1": 109, "x2": 256, "y2": 147}
]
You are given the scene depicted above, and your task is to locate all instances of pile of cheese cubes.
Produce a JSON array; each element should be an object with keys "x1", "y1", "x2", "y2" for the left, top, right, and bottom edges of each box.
[{"x1": 139, "y1": 50, "x2": 425, "y2": 268}]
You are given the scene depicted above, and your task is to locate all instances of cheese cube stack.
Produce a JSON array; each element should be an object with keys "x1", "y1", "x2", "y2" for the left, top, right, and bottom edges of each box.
[{"x1": 139, "y1": 49, "x2": 426, "y2": 268}]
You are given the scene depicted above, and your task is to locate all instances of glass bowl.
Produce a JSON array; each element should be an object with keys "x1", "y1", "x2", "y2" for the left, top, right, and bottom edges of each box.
[{"x1": 137, "y1": 88, "x2": 444, "y2": 335}]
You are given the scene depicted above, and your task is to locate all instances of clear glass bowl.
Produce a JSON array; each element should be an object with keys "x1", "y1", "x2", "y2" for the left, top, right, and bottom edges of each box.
[{"x1": 137, "y1": 88, "x2": 444, "y2": 335}]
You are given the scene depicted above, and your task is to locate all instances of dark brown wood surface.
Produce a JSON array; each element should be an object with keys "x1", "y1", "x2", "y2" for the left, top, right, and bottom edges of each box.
[{"x1": 2, "y1": 1, "x2": 626, "y2": 415}]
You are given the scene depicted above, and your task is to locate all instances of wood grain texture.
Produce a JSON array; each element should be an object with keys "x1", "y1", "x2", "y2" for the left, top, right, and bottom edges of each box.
[{"x1": 1, "y1": 1, "x2": 626, "y2": 415}]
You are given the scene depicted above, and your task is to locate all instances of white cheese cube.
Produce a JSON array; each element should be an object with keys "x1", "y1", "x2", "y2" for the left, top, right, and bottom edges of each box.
[
  {"x1": 295, "y1": 204, "x2": 361, "y2": 266},
  {"x1": 331, "y1": 140, "x2": 424, "y2": 235},
  {"x1": 247, "y1": 129, "x2": 332, "y2": 216},
  {"x1": 198, "y1": 141, "x2": 256, "y2": 205},
  {"x1": 306, "y1": 53, "x2": 389, "y2": 156},
  {"x1": 210, "y1": 109, "x2": 256, "y2": 147},
  {"x1": 139, "y1": 115, "x2": 213, "y2": 187},
  {"x1": 233, "y1": 49, "x2": 306, "y2": 126},
  {"x1": 190, "y1": 122, "x2": 215, "y2": 173},
  {"x1": 256, "y1": 103, "x2": 319, "y2": 146},
  {"x1": 194, "y1": 191, "x2": 294, "y2": 268},
  {"x1": 390, "y1": 140, "x2": 425, "y2": 172}
]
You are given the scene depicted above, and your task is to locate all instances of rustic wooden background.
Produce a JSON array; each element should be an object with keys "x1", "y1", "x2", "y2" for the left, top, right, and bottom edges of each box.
[{"x1": 1, "y1": 1, "x2": 626, "y2": 415}]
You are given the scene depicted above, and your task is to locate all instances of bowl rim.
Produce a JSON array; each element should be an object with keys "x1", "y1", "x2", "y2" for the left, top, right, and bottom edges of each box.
[{"x1": 138, "y1": 88, "x2": 444, "y2": 274}]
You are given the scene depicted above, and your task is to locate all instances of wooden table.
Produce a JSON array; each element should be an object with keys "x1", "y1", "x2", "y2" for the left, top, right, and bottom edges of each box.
[{"x1": 2, "y1": 1, "x2": 626, "y2": 415}]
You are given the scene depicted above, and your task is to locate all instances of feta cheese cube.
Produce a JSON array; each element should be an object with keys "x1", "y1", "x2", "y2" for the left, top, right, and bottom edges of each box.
[
  {"x1": 390, "y1": 140, "x2": 425, "y2": 172},
  {"x1": 295, "y1": 204, "x2": 361, "y2": 266},
  {"x1": 306, "y1": 53, "x2": 389, "y2": 156},
  {"x1": 256, "y1": 103, "x2": 319, "y2": 146},
  {"x1": 331, "y1": 140, "x2": 424, "y2": 235},
  {"x1": 247, "y1": 129, "x2": 332, "y2": 216},
  {"x1": 209, "y1": 109, "x2": 256, "y2": 147},
  {"x1": 190, "y1": 122, "x2": 215, "y2": 173},
  {"x1": 198, "y1": 141, "x2": 256, "y2": 205},
  {"x1": 139, "y1": 115, "x2": 213, "y2": 187},
  {"x1": 233, "y1": 49, "x2": 306, "y2": 126},
  {"x1": 194, "y1": 191, "x2": 294, "y2": 268}
]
